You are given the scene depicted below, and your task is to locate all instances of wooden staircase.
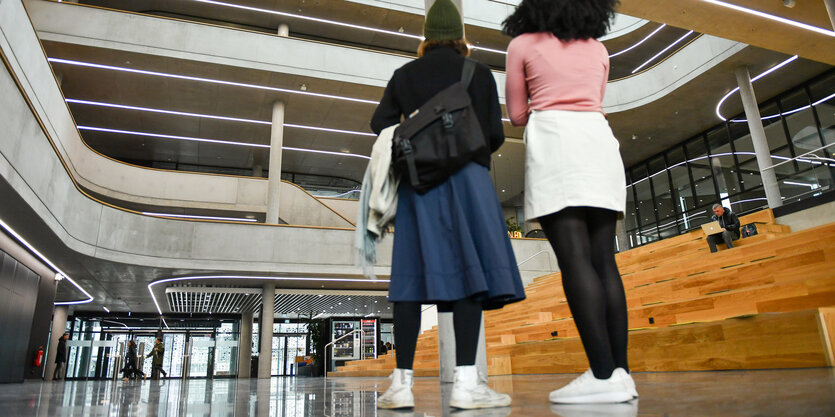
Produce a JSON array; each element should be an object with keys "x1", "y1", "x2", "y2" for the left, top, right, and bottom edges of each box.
[{"x1": 329, "y1": 210, "x2": 835, "y2": 377}]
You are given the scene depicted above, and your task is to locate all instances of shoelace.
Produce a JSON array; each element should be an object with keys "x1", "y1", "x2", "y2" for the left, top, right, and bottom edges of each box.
[{"x1": 562, "y1": 370, "x2": 594, "y2": 390}]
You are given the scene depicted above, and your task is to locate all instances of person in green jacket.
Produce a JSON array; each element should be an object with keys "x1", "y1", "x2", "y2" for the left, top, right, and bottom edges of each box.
[{"x1": 146, "y1": 338, "x2": 167, "y2": 379}]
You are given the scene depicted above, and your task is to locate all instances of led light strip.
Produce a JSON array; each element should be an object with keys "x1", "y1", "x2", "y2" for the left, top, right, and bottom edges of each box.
[
  {"x1": 609, "y1": 24, "x2": 667, "y2": 58},
  {"x1": 715, "y1": 55, "x2": 799, "y2": 120},
  {"x1": 147, "y1": 275, "x2": 391, "y2": 315},
  {"x1": 143, "y1": 212, "x2": 259, "y2": 222},
  {"x1": 626, "y1": 150, "x2": 835, "y2": 189},
  {"x1": 66, "y1": 99, "x2": 377, "y2": 137},
  {"x1": 76, "y1": 126, "x2": 371, "y2": 160},
  {"x1": 702, "y1": 0, "x2": 835, "y2": 37},
  {"x1": 729, "y1": 91, "x2": 835, "y2": 123},
  {"x1": 48, "y1": 58, "x2": 379, "y2": 105},
  {"x1": 631, "y1": 30, "x2": 695, "y2": 74},
  {"x1": 0, "y1": 217, "x2": 94, "y2": 305}
]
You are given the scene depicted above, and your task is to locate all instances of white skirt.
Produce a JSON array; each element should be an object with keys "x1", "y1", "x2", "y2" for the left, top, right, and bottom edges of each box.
[{"x1": 524, "y1": 110, "x2": 626, "y2": 220}]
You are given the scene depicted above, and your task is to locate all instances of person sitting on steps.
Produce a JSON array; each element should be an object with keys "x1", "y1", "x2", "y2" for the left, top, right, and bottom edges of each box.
[{"x1": 707, "y1": 204, "x2": 740, "y2": 253}]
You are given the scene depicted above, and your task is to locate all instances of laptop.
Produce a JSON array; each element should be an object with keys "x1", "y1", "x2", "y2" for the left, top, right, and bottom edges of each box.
[{"x1": 701, "y1": 221, "x2": 722, "y2": 235}]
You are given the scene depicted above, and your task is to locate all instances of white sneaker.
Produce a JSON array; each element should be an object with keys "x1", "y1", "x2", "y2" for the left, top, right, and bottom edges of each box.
[
  {"x1": 549, "y1": 369, "x2": 633, "y2": 404},
  {"x1": 377, "y1": 369, "x2": 414, "y2": 409},
  {"x1": 449, "y1": 365, "x2": 511, "y2": 409},
  {"x1": 612, "y1": 368, "x2": 638, "y2": 398}
]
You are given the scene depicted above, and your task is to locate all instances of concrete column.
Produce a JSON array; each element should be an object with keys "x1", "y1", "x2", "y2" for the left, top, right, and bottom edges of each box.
[
  {"x1": 735, "y1": 66, "x2": 782, "y2": 208},
  {"x1": 824, "y1": 0, "x2": 835, "y2": 31},
  {"x1": 266, "y1": 101, "x2": 285, "y2": 224},
  {"x1": 277, "y1": 24, "x2": 289, "y2": 37},
  {"x1": 44, "y1": 306, "x2": 68, "y2": 381},
  {"x1": 257, "y1": 284, "x2": 275, "y2": 379},
  {"x1": 615, "y1": 218, "x2": 628, "y2": 252},
  {"x1": 437, "y1": 312, "x2": 487, "y2": 383},
  {"x1": 237, "y1": 311, "x2": 253, "y2": 378}
]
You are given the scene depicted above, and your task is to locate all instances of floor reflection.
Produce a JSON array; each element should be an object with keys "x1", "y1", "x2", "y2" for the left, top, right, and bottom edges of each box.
[{"x1": 0, "y1": 368, "x2": 832, "y2": 416}]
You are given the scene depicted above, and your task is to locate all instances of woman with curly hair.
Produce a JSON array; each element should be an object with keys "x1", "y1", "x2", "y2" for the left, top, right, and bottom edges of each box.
[{"x1": 504, "y1": 0, "x2": 637, "y2": 404}]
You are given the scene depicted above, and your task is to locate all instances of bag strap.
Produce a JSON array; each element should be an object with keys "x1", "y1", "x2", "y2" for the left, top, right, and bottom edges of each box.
[{"x1": 461, "y1": 58, "x2": 476, "y2": 89}]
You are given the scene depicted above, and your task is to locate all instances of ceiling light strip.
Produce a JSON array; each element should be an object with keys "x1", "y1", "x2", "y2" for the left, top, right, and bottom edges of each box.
[
  {"x1": 76, "y1": 126, "x2": 371, "y2": 159},
  {"x1": 609, "y1": 24, "x2": 667, "y2": 58},
  {"x1": 631, "y1": 30, "x2": 695, "y2": 74},
  {"x1": 48, "y1": 58, "x2": 378, "y2": 105},
  {"x1": 0, "y1": 217, "x2": 94, "y2": 305},
  {"x1": 714, "y1": 55, "x2": 799, "y2": 120},
  {"x1": 729, "y1": 88, "x2": 834, "y2": 123},
  {"x1": 147, "y1": 275, "x2": 390, "y2": 315},
  {"x1": 66, "y1": 99, "x2": 376, "y2": 137},
  {"x1": 702, "y1": 0, "x2": 835, "y2": 37},
  {"x1": 191, "y1": 0, "x2": 423, "y2": 40},
  {"x1": 142, "y1": 212, "x2": 259, "y2": 222}
]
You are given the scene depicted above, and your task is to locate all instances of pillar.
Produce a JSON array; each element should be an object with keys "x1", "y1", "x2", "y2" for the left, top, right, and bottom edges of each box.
[
  {"x1": 615, "y1": 218, "x2": 629, "y2": 252},
  {"x1": 266, "y1": 101, "x2": 285, "y2": 224},
  {"x1": 257, "y1": 284, "x2": 275, "y2": 379},
  {"x1": 44, "y1": 306, "x2": 68, "y2": 381},
  {"x1": 277, "y1": 24, "x2": 289, "y2": 37},
  {"x1": 437, "y1": 312, "x2": 487, "y2": 383},
  {"x1": 238, "y1": 311, "x2": 253, "y2": 378},
  {"x1": 735, "y1": 66, "x2": 782, "y2": 208},
  {"x1": 824, "y1": 0, "x2": 835, "y2": 31}
]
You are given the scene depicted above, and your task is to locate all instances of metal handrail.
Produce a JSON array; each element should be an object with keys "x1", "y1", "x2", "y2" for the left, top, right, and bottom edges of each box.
[
  {"x1": 323, "y1": 329, "x2": 364, "y2": 378},
  {"x1": 763, "y1": 141, "x2": 835, "y2": 171},
  {"x1": 516, "y1": 249, "x2": 550, "y2": 267}
]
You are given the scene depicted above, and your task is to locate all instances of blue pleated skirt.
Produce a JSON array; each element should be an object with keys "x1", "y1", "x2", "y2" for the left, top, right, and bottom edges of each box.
[{"x1": 389, "y1": 162, "x2": 526, "y2": 311}]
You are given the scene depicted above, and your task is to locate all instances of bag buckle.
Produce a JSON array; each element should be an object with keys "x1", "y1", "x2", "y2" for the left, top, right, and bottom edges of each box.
[{"x1": 442, "y1": 113, "x2": 454, "y2": 130}]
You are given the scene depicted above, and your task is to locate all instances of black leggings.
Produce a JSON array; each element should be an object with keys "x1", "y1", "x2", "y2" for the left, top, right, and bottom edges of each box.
[
  {"x1": 539, "y1": 206, "x2": 629, "y2": 379},
  {"x1": 393, "y1": 298, "x2": 482, "y2": 369}
]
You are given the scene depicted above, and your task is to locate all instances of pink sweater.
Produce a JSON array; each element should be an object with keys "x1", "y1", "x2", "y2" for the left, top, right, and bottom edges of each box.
[{"x1": 505, "y1": 32, "x2": 609, "y2": 126}]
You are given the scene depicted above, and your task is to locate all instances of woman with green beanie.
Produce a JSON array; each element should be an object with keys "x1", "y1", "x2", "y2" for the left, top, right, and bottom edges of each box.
[{"x1": 370, "y1": 0, "x2": 524, "y2": 411}]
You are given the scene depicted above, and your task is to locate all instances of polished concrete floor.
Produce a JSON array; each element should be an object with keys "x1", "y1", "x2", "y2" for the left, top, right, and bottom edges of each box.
[{"x1": 1, "y1": 368, "x2": 833, "y2": 416}]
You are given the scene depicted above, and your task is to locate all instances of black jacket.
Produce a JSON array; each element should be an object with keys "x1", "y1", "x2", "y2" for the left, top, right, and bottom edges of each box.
[
  {"x1": 712, "y1": 207, "x2": 740, "y2": 234},
  {"x1": 55, "y1": 338, "x2": 66, "y2": 364},
  {"x1": 370, "y1": 46, "x2": 504, "y2": 168}
]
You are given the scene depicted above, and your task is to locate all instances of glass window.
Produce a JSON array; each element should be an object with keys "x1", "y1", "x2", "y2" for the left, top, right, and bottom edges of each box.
[
  {"x1": 707, "y1": 127, "x2": 741, "y2": 200},
  {"x1": 667, "y1": 147, "x2": 695, "y2": 229},
  {"x1": 781, "y1": 89, "x2": 822, "y2": 153},
  {"x1": 649, "y1": 156, "x2": 676, "y2": 226},
  {"x1": 631, "y1": 165, "x2": 655, "y2": 227},
  {"x1": 686, "y1": 137, "x2": 717, "y2": 208},
  {"x1": 760, "y1": 102, "x2": 790, "y2": 153},
  {"x1": 809, "y1": 72, "x2": 835, "y2": 148},
  {"x1": 624, "y1": 185, "x2": 638, "y2": 232},
  {"x1": 729, "y1": 187, "x2": 768, "y2": 215}
]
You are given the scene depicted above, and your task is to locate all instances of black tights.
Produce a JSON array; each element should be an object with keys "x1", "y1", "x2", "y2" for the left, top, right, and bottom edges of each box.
[
  {"x1": 393, "y1": 298, "x2": 482, "y2": 369},
  {"x1": 540, "y1": 207, "x2": 629, "y2": 379}
]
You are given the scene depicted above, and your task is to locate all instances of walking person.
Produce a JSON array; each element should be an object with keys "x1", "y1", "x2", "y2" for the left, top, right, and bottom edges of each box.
[
  {"x1": 504, "y1": 0, "x2": 637, "y2": 404},
  {"x1": 370, "y1": 0, "x2": 525, "y2": 410},
  {"x1": 122, "y1": 340, "x2": 145, "y2": 380},
  {"x1": 146, "y1": 338, "x2": 167, "y2": 380},
  {"x1": 52, "y1": 333, "x2": 69, "y2": 380}
]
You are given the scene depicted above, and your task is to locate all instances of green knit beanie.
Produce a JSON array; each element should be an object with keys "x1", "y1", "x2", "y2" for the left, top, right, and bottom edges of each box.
[{"x1": 423, "y1": 0, "x2": 464, "y2": 41}]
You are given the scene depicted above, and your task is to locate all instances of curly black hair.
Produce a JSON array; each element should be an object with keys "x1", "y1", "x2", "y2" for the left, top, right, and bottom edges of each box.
[{"x1": 502, "y1": 0, "x2": 620, "y2": 41}]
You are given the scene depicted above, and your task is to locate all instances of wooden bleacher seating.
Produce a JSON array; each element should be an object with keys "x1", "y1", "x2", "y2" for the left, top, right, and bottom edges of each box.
[{"x1": 329, "y1": 209, "x2": 835, "y2": 377}]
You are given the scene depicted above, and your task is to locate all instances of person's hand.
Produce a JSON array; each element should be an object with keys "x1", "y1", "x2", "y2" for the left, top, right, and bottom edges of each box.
[{"x1": 721, "y1": 228, "x2": 726, "y2": 231}]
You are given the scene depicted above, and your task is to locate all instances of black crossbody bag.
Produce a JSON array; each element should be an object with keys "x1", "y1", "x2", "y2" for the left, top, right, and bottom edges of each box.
[{"x1": 392, "y1": 58, "x2": 488, "y2": 194}]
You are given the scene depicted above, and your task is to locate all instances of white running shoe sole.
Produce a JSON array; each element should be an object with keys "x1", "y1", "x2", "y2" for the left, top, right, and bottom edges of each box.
[
  {"x1": 450, "y1": 397, "x2": 511, "y2": 409},
  {"x1": 376, "y1": 399, "x2": 414, "y2": 409},
  {"x1": 549, "y1": 390, "x2": 633, "y2": 404}
]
